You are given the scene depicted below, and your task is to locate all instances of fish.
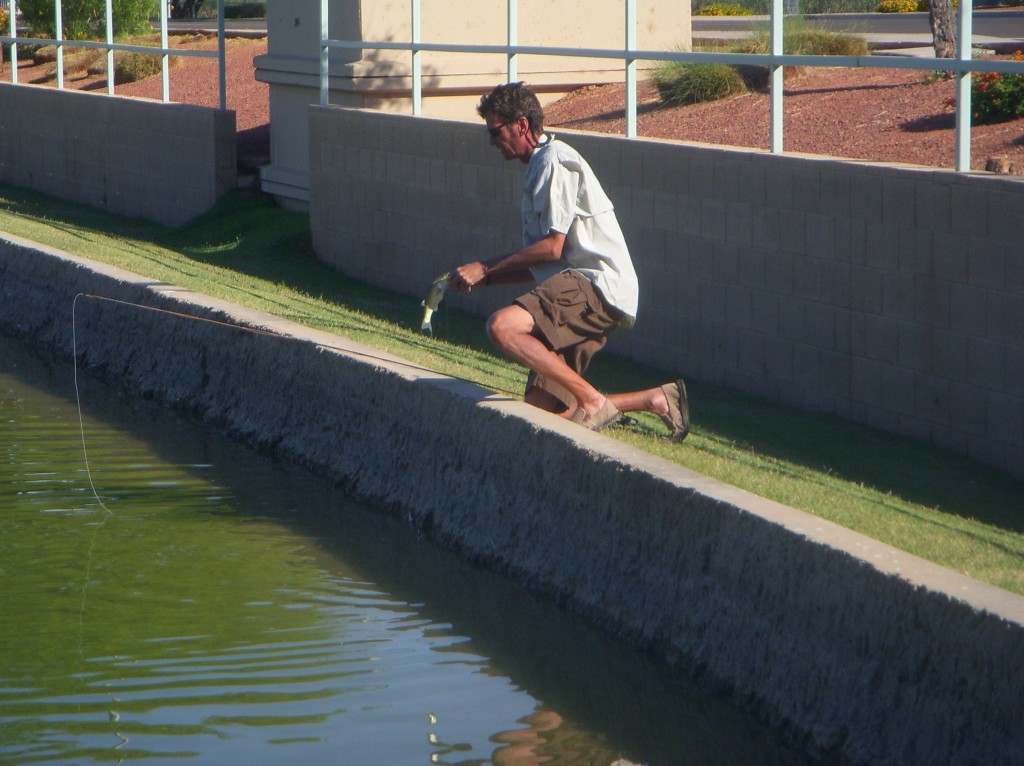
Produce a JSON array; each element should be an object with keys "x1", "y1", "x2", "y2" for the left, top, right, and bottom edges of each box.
[{"x1": 420, "y1": 272, "x2": 450, "y2": 334}]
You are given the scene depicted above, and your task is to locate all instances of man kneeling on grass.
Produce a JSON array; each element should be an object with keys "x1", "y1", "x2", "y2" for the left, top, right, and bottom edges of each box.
[{"x1": 448, "y1": 81, "x2": 689, "y2": 440}]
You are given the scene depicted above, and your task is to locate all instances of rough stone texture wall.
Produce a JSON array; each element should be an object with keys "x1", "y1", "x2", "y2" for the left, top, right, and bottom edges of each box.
[
  {"x1": 0, "y1": 84, "x2": 236, "y2": 227},
  {"x1": 309, "y1": 107, "x2": 1024, "y2": 481},
  {"x1": 2, "y1": 233, "x2": 1022, "y2": 766}
]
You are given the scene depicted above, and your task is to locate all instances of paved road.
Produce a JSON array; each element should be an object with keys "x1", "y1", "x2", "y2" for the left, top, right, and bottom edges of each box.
[{"x1": 693, "y1": 8, "x2": 1024, "y2": 46}]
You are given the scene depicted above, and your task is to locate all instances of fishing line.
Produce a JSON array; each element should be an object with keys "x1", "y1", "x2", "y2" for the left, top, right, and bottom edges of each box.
[
  {"x1": 72, "y1": 294, "x2": 117, "y2": 516},
  {"x1": 70, "y1": 293, "x2": 522, "y2": 506},
  {"x1": 73, "y1": 292, "x2": 522, "y2": 393}
]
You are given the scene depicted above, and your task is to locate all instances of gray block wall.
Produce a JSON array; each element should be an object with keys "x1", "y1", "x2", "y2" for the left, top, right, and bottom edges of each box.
[
  {"x1": 309, "y1": 107, "x2": 1024, "y2": 480},
  {"x1": 2, "y1": 233, "x2": 1022, "y2": 766},
  {"x1": 0, "y1": 84, "x2": 236, "y2": 227}
]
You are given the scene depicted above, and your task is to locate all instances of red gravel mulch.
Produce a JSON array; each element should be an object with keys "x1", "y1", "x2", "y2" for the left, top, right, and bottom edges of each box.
[{"x1": 6, "y1": 36, "x2": 1024, "y2": 174}]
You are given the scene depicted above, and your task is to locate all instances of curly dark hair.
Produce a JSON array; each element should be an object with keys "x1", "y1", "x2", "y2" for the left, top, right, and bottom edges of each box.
[{"x1": 477, "y1": 82, "x2": 545, "y2": 137}]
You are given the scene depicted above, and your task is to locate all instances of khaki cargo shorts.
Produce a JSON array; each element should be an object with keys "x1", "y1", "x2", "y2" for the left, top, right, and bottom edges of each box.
[{"x1": 514, "y1": 269, "x2": 621, "y2": 411}]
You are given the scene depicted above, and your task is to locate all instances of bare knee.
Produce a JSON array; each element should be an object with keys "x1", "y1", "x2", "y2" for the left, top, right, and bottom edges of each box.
[{"x1": 486, "y1": 305, "x2": 531, "y2": 351}]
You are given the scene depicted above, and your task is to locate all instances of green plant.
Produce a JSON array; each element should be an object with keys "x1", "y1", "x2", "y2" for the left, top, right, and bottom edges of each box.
[
  {"x1": 971, "y1": 51, "x2": 1024, "y2": 124},
  {"x1": 876, "y1": 0, "x2": 918, "y2": 11},
  {"x1": 113, "y1": 49, "x2": 177, "y2": 83},
  {"x1": 652, "y1": 61, "x2": 749, "y2": 105},
  {"x1": 18, "y1": 0, "x2": 157, "y2": 40},
  {"x1": 732, "y1": 26, "x2": 869, "y2": 56},
  {"x1": 695, "y1": 2, "x2": 754, "y2": 15}
]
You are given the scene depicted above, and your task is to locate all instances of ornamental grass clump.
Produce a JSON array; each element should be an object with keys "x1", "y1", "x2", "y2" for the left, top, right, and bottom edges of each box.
[
  {"x1": 732, "y1": 27, "x2": 869, "y2": 56},
  {"x1": 972, "y1": 51, "x2": 1024, "y2": 124},
  {"x1": 652, "y1": 62, "x2": 750, "y2": 106}
]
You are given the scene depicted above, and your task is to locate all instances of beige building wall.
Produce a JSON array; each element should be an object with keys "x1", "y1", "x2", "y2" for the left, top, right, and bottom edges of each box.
[{"x1": 255, "y1": 0, "x2": 691, "y2": 206}]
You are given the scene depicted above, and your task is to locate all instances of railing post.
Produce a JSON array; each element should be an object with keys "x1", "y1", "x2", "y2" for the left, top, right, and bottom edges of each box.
[
  {"x1": 9, "y1": 0, "x2": 18, "y2": 83},
  {"x1": 954, "y1": 0, "x2": 973, "y2": 172},
  {"x1": 105, "y1": 0, "x2": 113, "y2": 94},
  {"x1": 159, "y1": 0, "x2": 169, "y2": 101},
  {"x1": 507, "y1": 0, "x2": 517, "y2": 82},
  {"x1": 625, "y1": 0, "x2": 637, "y2": 138},
  {"x1": 218, "y1": 0, "x2": 226, "y2": 110},
  {"x1": 411, "y1": 0, "x2": 421, "y2": 114},
  {"x1": 320, "y1": 0, "x2": 329, "y2": 106},
  {"x1": 54, "y1": 0, "x2": 63, "y2": 89},
  {"x1": 770, "y1": 0, "x2": 784, "y2": 153}
]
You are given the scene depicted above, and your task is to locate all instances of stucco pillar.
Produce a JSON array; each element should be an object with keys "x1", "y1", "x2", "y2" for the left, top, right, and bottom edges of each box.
[{"x1": 254, "y1": 0, "x2": 692, "y2": 208}]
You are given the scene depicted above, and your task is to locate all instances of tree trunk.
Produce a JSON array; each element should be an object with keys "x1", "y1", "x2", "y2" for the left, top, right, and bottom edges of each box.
[{"x1": 929, "y1": 0, "x2": 958, "y2": 59}]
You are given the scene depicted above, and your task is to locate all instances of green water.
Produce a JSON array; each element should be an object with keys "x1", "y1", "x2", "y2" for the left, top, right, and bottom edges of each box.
[{"x1": 0, "y1": 336, "x2": 815, "y2": 765}]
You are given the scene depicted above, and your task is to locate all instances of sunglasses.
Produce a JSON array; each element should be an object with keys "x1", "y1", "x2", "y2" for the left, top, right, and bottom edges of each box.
[{"x1": 487, "y1": 120, "x2": 516, "y2": 138}]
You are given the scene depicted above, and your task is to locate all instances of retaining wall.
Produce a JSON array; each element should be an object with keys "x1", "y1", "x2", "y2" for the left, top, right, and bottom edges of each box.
[
  {"x1": 0, "y1": 84, "x2": 236, "y2": 227},
  {"x1": 309, "y1": 107, "x2": 1024, "y2": 480},
  {"x1": 2, "y1": 233, "x2": 1022, "y2": 766}
]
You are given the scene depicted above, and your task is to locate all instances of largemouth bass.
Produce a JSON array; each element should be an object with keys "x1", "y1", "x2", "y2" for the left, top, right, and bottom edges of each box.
[{"x1": 420, "y1": 272, "x2": 450, "y2": 334}]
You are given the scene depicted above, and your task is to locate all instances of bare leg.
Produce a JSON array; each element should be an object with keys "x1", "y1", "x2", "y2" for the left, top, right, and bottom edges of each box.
[
  {"x1": 487, "y1": 304, "x2": 606, "y2": 418},
  {"x1": 607, "y1": 387, "x2": 670, "y2": 417}
]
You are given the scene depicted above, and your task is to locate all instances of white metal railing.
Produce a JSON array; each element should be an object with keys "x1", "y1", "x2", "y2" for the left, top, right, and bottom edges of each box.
[
  {"x1": 318, "y1": 0, "x2": 1024, "y2": 173},
  {"x1": 1, "y1": 0, "x2": 227, "y2": 109}
]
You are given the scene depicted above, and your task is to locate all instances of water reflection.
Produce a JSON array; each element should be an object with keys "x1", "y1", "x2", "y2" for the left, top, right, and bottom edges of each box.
[{"x1": 0, "y1": 335, "x2": 814, "y2": 765}]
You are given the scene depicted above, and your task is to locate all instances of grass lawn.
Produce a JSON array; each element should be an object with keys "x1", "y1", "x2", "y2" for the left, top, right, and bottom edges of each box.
[{"x1": 1, "y1": 184, "x2": 1022, "y2": 595}]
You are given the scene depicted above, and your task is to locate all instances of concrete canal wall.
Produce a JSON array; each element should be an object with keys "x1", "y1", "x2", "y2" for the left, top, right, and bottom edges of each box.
[{"x1": 2, "y1": 233, "x2": 1022, "y2": 766}]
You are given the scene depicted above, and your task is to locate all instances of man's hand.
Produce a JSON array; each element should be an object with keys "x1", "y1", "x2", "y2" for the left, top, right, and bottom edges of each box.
[{"x1": 450, "y1": 261, "x2": 488, "y2": 292}]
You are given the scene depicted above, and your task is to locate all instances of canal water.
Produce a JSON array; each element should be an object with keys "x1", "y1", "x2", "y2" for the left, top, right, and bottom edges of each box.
[{"x1": 0, "y1": 334, "x2": 816, "y2": 766}]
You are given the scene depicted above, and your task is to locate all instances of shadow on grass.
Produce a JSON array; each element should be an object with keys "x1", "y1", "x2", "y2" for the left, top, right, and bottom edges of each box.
[{"x1": 2, "y1": 185, "x2": 1022, "y2": 538}]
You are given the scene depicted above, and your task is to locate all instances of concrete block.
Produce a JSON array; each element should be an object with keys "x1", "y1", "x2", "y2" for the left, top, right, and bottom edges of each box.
[
  {"x1": 804, "y1": 300, "x2": 836, "y2": 349},
  {"x1": 914, "y1": 371, "x2": 950, "y2": 427},
  {"x1": 726, "y1": 284, "x2": 753, "y2": 329},
  {"x1": 914, "y1": 178, "x2": 952, "y2": 233},
  {"x1": 864, "y1": 222, "x2": 899, "y2": 271},
  {"x1": 985, "y1": 292, "x2": 1024, "y2": 346},
  {"x1": 792, "y1": 164, "x2": 822, "y2": 214},
  {"x1": 819, "y1": 169, "x2": 851, "y2": 219},
  {"x1": 860, "y1": 313, "x2": 898, "y2": 364},
  {"x1": 700, "y1": 197, "x2": 727, "y2": 242},
  {"x1": 881, "y1": 272, "x2": 916, "y2": 322},
  {"x1": 931, "y1": 330, "x2": 968, "y2": 381},
  {"x1": 967, "y1": 337, "x2": 1006, "y2": 391},
  {"x1": 713, "y1": 157, "x2": 741, "y2": 202},
  {"x1": 735, "y1": 158, "x2": 767, "y2": 207},
  {"x1": 949, "y1": 282, "x2": 989, "y2": 338},
  {"x1": 986, "y1": 391, "x2": 1024, "y2": 448},
  {"x1": 848, "y1": 172, "x2": 884, "y2": 224},
  {"x1": 968, "y1": 247, "x2": 1007, "y2": 291},
  {"x1": 898, "y1": 321, "x2": 932, "y2": 372},
  {"x1": 881, "y1": 363, "x2": 915, "y2": 415},
  {"x1": 949, "y1": 186, "x2": 989, "y2": 239},
  {"x1": 987, "y1": 187, "x2": 1024, "y2": 244},
  {"x1": 881, "y1": 174, "x2": 917, "y2": 228},
  {"x1": 850, "y1": 355, "x2": 882, "y2": 406}
]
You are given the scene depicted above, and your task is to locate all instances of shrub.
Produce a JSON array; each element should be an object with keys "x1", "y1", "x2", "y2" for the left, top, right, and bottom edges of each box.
[
  {"x1": 0, "y1": 8, "x2": 9, "y2": 32},
  {"x1": 113, "y1": 50, "x2": 174, "y2": 83},
  {"x1": 733, "y1": 27, "x2": 869, "y2": 56},
  {"x1": 224, "y1": 2, "x2": 266, "y2": 19},
  {"x1": 652, "y1": 61, "x2": 750, "y2": 106},
  {"x1": 19, "y1": 0, "x2": 157, "y2": 40},
  {"x1": 971, "y1": 51, "x2": 1024, "y2": 124},
  {"x1": 695, "y1": 2, "x2": 754, "y2": 15},
  {"x1": 876, "y1": 0, "x2": 917, "y2": 11}
]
